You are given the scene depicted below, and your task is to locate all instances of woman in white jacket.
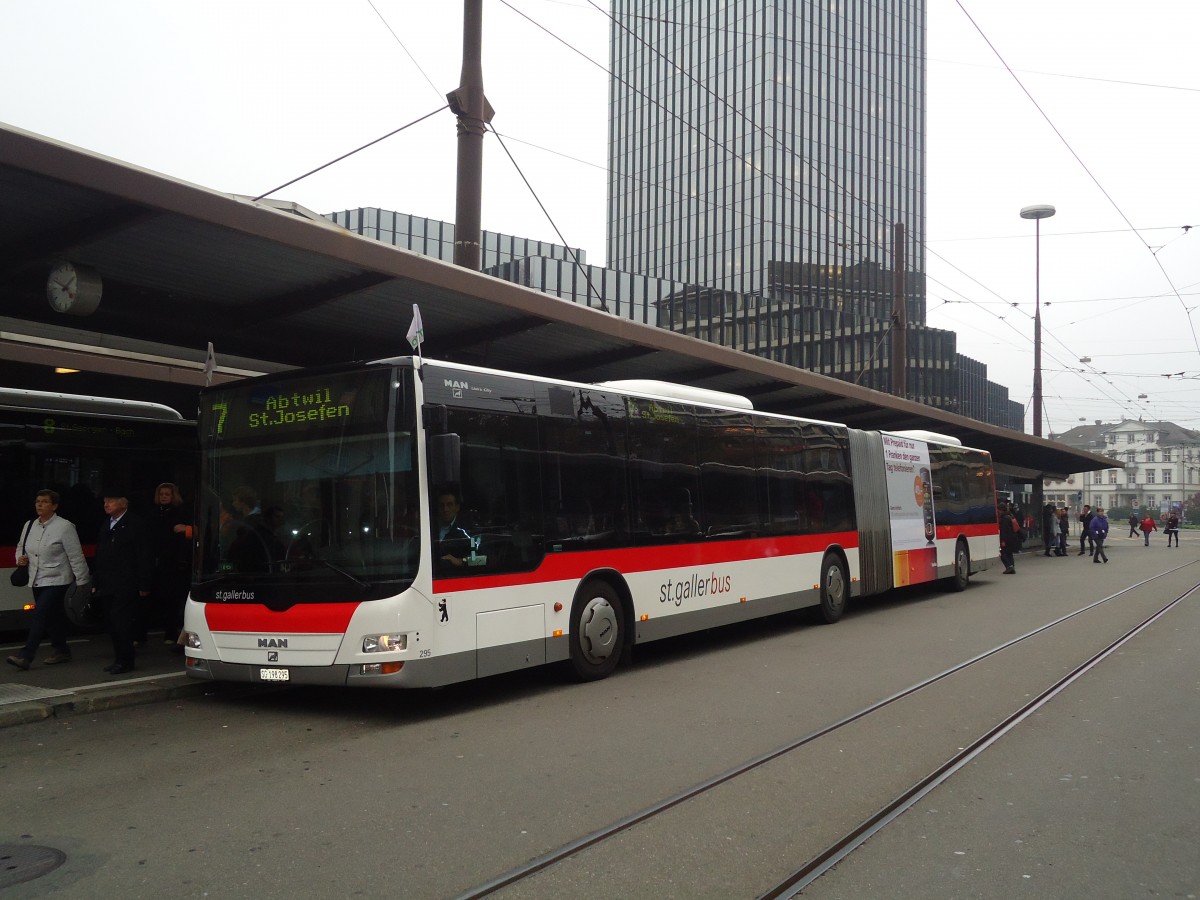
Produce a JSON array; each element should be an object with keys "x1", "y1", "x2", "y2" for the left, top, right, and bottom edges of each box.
[{"x1": 6, "y1": 489, "x2": 90, "y2": 670}]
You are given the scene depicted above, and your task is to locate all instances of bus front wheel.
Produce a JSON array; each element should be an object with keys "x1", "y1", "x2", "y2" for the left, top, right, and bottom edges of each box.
[
  {"x1": 568, "y1": 582, "x2": 624, "y2": 681},
  {"x1": 817, "y1": 553, "x2": 848, "y2": 624}
]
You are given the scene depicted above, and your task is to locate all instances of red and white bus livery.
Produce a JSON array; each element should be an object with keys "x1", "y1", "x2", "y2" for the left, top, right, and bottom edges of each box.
[{"x1": 182, "y1": 357, "x2": 998, "y2": 687}]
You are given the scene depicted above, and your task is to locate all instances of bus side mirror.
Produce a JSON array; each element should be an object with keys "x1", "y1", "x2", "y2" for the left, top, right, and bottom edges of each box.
[
  {"x1": 423, "y1": 404, "x2": 448, "y2": 434},
  {"x1": 428, "y1": 433, "x2": 461, "y2": 488}
]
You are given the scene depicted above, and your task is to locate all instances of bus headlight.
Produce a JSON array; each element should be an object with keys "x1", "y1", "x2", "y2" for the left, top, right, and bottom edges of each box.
[
  {"x1": 362, "y1": 633, "x2": 407, "y2": 653},
  {"x1": 183, "y1": 631, "x2": 203, "y2": 650}
]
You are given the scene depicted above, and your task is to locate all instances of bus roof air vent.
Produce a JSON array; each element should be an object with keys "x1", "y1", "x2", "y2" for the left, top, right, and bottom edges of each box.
[
  {"x1": 889, "y1": 429, "x2": 962, "y2": 446},
  {"x1": 597, "y1": 380, "x2": 754, "y2": 411}
]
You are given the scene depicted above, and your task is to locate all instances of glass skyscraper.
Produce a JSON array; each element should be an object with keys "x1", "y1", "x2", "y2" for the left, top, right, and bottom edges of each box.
[{"x1": 607, "y1": 0, "x2": 925, "y2": 303}]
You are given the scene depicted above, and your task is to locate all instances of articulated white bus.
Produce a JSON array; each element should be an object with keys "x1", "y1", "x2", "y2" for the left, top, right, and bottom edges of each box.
[{"x1": 182, "y1": 357, "x2": 998, "y2": 687}]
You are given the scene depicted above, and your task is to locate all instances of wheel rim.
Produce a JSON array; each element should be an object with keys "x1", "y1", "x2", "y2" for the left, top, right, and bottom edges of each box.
[
  {"x1": 578, "y1": 596, "x2": 619, "y2": 665},
  {"x1": 824, "y1": 563, "x2": 846, "y2": 614},
  {"x1": 957, "y1": 546, "x2": 968, "y2": 577}
]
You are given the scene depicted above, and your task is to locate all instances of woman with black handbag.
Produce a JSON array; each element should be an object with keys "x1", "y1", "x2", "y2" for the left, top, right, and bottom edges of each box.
[{"x1": 6, "y1": 489, "x2": 90, "y2": 670}]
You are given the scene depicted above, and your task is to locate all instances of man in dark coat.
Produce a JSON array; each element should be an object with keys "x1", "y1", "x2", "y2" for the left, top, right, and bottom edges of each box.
[
  {"x1": 92, "y1": 490, "x2": 153, "y2": 674},
  {"x1": 1078, "y1": 505, "x2": 1095, "y2": 556},
  {"x1": 1041, "y1": 503, "x2": 1056, "y2": 557},
  {"x1": 998, "y1": 502, "x2": 1018, "y2": 574}
]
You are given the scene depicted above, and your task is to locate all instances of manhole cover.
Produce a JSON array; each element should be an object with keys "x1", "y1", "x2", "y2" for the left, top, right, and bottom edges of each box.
[{"x1": 0, "y1": 844, "x2": 66, "y2": 888}]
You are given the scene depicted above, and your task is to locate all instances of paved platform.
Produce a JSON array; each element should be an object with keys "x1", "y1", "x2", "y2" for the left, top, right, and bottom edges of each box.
[{"x1": 0, "y1": 628, "x2": 209, "y2": 727}]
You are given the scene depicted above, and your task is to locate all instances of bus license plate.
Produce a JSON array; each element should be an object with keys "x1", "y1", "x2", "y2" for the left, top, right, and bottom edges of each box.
[{"x1": 259, "y1": 667, "x2": 290, "y2": 682}]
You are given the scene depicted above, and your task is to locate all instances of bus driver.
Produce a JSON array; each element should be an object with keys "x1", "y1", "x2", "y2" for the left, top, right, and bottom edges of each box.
[{"x1": 435, "y1": 489, "x2": 473, "y2": 569}]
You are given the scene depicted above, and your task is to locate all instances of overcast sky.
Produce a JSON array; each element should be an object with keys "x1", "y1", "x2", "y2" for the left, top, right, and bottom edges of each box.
[{"x1": 2, "y1": 0, "x2": 1197, "y2": 432}]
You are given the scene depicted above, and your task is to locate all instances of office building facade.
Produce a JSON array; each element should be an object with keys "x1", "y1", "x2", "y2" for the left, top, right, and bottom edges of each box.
[
  {"x1": 607, "y1": 0, "x2": 924, "y2": 303},
  {"x1": 600, "y1": 2, "x2": 1028, "y2": 429},
  {"x1": 325, "y1": 208, "x2": 585, "y2": 272}
]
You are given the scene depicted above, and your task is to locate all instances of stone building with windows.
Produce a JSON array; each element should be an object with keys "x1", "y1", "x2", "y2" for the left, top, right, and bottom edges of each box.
[{"x1": 1046, "y1": 420, "x2": 1200, "y2": 519}]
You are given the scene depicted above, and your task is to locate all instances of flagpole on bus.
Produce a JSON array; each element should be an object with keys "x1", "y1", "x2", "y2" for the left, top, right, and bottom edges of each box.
[
  {"x1": 406, "y1": 304, "x2": 425, "y2": 364},
  {"x1": 203, "y1": 341, "x2": 216, "y2": 387}
]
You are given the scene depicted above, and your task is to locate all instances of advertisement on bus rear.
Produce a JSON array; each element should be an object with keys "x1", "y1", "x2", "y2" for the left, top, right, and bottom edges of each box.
[{"x1": 881, "y1": 434, "x2": 938, "y2": 586}]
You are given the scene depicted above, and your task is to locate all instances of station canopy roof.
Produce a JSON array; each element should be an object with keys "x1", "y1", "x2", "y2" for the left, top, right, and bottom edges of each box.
[{"x1": 0, "y1": 123, "x2": 1117, "y2": 480}]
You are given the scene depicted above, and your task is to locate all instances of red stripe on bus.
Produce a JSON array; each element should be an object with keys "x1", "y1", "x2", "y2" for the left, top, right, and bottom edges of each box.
[
  {"x1": 936, "y1": 523, "x2": 999, "y2": 539},
  {"x1": 434, "y1": 531, "x2": 859, "y2": 593},
  {"x1": 0, "y1": 543, "x2": 98, "y2": 557},
  {"x1": 204, "y1": 602, "x2": 360, "y2": 633}
]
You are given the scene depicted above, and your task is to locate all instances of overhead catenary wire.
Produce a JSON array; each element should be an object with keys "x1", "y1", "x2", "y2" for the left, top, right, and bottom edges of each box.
[
  {"x1": 253, "y1": 3, "x2": 1193, "y2": 427},
  {"x1": 953, "y1": 0, "x2": 1200, "y2": 356},
  {"x1": 366, "y1": 0, "x2": 444, "y2": 102},
  {"x1": 923, "y1": 261, "x2": 1146, "y2": 421},
  {"x1": 596, "y1": 1, "x2": 1194, "y2": 424},
  {"x1": 504, "y1": 2, "x2": 1196, "y2": 426},
  {"x1": 253, "y1": 105, "x2": 448, "y2": 202},
  {"x1": 487, "y1": 125, "x2": 611, "y2": 314}
]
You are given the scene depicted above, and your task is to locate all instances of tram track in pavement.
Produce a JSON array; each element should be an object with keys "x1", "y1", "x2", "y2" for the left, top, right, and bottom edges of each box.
[{"x1": 455, "y1": 560, "x2": 1200, "y2": 899}]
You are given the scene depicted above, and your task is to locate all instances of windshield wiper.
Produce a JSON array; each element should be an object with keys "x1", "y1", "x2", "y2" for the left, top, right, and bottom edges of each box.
[{"x1": 311, "y1": 558, "x2": 373, "y2": 590}]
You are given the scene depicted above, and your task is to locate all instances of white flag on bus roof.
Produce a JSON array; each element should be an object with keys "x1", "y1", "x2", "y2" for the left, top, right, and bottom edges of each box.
[
  {"x1": 203, "y1": 341, "x2": 216, "y2": 387},
  {"x1": 406, "y1": 304, "x2": 424, "y2": 354}
]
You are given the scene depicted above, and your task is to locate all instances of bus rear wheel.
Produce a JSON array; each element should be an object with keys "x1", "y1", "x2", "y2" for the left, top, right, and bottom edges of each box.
[
  {"x1": 817, "y1": 553, "x2": 848, "y2": 624},
  {"x1": 568, "y1": 581, "x2": 624, "y2": 681},
  {"x1": 946, "y1": 539, "x2": 970, "y2": 592}
]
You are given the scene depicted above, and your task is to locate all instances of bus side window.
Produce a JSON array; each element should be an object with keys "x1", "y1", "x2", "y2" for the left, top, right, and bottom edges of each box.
[
  {"x1": 436, "y1": 408, "x2": 544, "y2": 575},
  {"x1": 699, "y1": 412, "x2": 759, "y2": 538},
  {"x1": 626, "y1": 400, "x2": 700, "y2": 546},
  {"x1": 540, "y1": 391, "x2": 628, "y2": 550}
]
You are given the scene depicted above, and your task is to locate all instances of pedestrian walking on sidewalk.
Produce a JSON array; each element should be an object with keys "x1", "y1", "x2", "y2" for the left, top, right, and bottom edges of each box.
[
  {"x1": 5, "y1": 489, "x2": 90, "y2": 671},
  {"x1": 1078, "y1": 505, "x2": 1095, "y2": 556},
  {"x1": 1127, "y1": 512, "x2": 1139, "y2": 538},
  {"x1": 998, "y1": 502, "x2": 1019, "y2": 574},
  {"x1": 1140, "y1": 514, "x2": 1157, "y2": 547},
  {"x1": 1091, "y1": 507, "x2": 1110, "y2": 564},
  {"x1": 1165, "y1": 512, "x2": 1181, "y2": 548},
  {"x1": 92, "y1": 489, "x2": 152, "y2": 675},
  {"x1": 1055, "y1": 507, "x2": 1069, "y2": 556}
]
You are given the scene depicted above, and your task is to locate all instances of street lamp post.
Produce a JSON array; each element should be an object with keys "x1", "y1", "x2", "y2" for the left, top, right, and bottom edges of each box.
[{"x1": 1020, "y1": 204, "x2": 1056, "y2": 438}]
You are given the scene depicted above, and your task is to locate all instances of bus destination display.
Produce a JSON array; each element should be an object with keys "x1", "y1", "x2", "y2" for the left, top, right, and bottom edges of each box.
[{"x1": 205, "y1": 371, "x2": 389, "y2": 439}]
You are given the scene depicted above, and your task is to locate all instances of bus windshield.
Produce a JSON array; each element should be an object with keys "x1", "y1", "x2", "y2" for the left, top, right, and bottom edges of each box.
[{"x1": 193, "y1": 366, "x2": 419, "y2": 603}]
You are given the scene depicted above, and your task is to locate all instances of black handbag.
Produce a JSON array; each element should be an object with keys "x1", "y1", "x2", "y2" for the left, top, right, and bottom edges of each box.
[
  {"x1": 65, "y1": 583, "x2": 103, "y2": 628},
  {"x1": 9, "y1": 521, "x2": 30, "y2": 587}
]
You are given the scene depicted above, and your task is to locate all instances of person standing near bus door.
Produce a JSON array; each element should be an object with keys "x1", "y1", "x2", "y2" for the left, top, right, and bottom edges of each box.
[
  {"x1": 151, "y1": 483, "x2": 192, "y2": 651},
  {"x1": 1090, "y1": 507, "x2": 1110, "y2": 564},
  {"x1": 5, "y1": 490, "x2": 90, "y2": 671},
  {"x1": 1078, "y1": 505, "x2": 1095, "y2": 556},
  {"x1": 92, "y1": 490, "x2": 152, "y2": 674}
]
